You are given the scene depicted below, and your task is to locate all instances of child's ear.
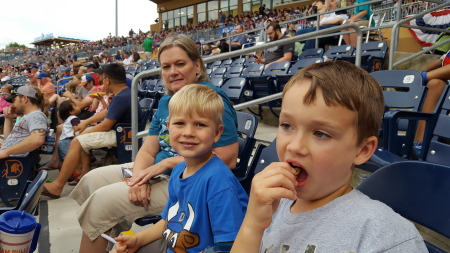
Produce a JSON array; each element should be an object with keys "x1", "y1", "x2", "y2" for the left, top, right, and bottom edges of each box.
[
  {"x1": 353, "y1": 136, "x2": 378, "y2": 165},
  {"x1": 214, "y1": 125, "x2": 224, "y2": 143}
]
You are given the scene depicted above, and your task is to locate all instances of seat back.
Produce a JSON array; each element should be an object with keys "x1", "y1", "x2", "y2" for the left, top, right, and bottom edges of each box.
[
  {"x1": 371, "y1": 70, "x2": 426, "y2": 155},
  {"x1": 0, "y1": 150, "x2": 41, "y2": 207},
  {"x1": 233, "y1": 111, "x2": 258, "y2": 179},
  {"x1": 18, "y1": 170, "x2": 48, "y2": 214},
  {"x1": 210, "y1": 67, "x2": 227, "y2": 78},
  {"x1": 208, "y1": 60, "x2": 222, "y2": 70},
  {"x1": 244, "y1": 57, "x2": 257, "y2": 67},
  {"x1": 231, "y1": 58, "x2": 246, "y2": 67},
  {"x1": 357, "y1": 161, "x2": 450, "y2": 252},
  {"x1": 298, "y1": 48, "x2": 324, "y2": 60},
  {"x1": 371, "y1": 70, "x2": 425, "y2": 111},
  {"x1": 424, "y1": 93, "x2": 450, "y2": 166},
  {"x1": 361, "y1": 41, "x2": 388, "y2": 72},
  {"x1": 221, "y1": 78, "x2": 247, "y2": 104},
  {"x1": 288, "y1": 58, "x2": 323, "y2": 75},
  {"x1": 224, "y1": 66, "x2": 244, "y2": 79},
  {"x1": 240, "y1": 139, "x2": 278, "y2": 194},
  {"x1": 323, "y1": 45, "x2": 355, "y2": 60},
  {"x1": 262, "y1": 61, "x2": 291, "y2": 77},
  {"x1": 220, "y1": 59, "x2": 233, "y2": 68},
  {"x1": 139, "y1": 98, "x2": 156, "y2": 124},
  {"x1": 210, "y1": 77, "x2": 224, "y2": 88},
  {"x1": 241, "y1": 63, "x2": 264, "y2": 77}
]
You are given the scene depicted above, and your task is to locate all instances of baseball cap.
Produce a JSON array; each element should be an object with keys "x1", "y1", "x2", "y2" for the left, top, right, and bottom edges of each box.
[
  {"x1": 35, "y1": 72, "x2": 48, "y2": 79},
  {"x1": 5, "y1": 86, "x2": 37, "y2": 103},
  {"x1": 85, "y1": 63, "x2": 96, "y2": 69},
  {"x1": 80, "y1": 74, "x2": 94, "y2": 86}
]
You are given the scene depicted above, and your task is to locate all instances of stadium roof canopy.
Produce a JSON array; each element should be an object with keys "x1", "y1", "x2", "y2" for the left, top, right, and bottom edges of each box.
[{"x1": 31, "y1": 36, "x2": 89, "y2": 47}]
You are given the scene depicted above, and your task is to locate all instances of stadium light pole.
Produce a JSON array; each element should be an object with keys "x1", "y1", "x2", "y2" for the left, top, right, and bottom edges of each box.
[{"x1": 115, "y1": 0, "x2": 118, "y2": 36}]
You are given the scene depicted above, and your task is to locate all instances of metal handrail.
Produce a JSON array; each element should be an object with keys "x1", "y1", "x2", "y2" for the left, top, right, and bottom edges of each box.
[
  {"x1": 130, "y1": 24, "x2": 363, "y2": 160},
  {"x1": 388, "y1": 0, "x2": 450, "y2": 69}
]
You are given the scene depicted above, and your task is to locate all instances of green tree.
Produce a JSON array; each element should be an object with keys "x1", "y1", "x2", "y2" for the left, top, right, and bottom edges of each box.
[{"x1": 6, "y1": 42, "x2": 26, "y2": 48}]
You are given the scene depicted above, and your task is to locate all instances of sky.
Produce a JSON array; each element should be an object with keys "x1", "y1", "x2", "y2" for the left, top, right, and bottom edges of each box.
[{"x1": 0, "y1": 0, "x2": 158, "y2": 50}]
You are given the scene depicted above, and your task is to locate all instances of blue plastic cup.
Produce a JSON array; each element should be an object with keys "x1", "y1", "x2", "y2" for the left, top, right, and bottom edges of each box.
[{"x1": 0, "y1": 210, "x2": 41, "y2": 253}]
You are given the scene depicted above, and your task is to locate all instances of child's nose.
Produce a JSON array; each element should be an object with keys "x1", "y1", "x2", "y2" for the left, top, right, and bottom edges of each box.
[{"x1": 287, "y1": 133, "x2": 309, "y2": 156}]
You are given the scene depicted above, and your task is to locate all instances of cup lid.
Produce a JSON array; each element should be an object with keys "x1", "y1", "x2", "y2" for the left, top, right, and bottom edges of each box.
[{"x1": 0, "y1": 210, "x2": 37, "y2": 234}]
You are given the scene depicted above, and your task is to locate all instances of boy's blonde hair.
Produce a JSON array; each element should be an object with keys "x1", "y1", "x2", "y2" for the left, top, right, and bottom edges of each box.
[
  {"x1": 169, "y1": 84, "x2": 223, "y2": 127},
  {"x1": 283, "y1": 61, "x2": 384, "y2": 145}
]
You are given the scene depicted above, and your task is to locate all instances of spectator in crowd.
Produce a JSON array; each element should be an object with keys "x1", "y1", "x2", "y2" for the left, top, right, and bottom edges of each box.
[
  {"x1": 296, "y1": 0, "x2": 348, "y2": 50},
  {"x1": 255, "y1": 22, "x2": 294, "y2": 67},
  {"x1": 114, "y1": 50, "x2": 122, "y2": 61},
  {"x1": 0, "y1": 84, "x2": 13, "y2": 113},
  {"x1": 216, "y1": 25, "x2": 248, "y2": 52},
  {"x1": 131, "y1": 52, "x2": 143, "y2": 67},
  {"x1": 42, "y1": 63, "x2": 143, "y2": 199},
  {"x1": 341, "y1": 0, "x2": 372, "y2": 47},
  {"x1": 0, "y1": 86, "x2": 47, "y2": 159},
  {"x1": 69, "y1": 34, "x2": 238, "y2": 253},
  {"x1": 122, "y1": 51, "x2": 133, "y2": 65},
  {"x1": 230, "y1": 61, "x2": 427, "y2": 253},
  {"x1": 143, "y1": 34, "x2": 154, "y2": 60},
  {"x1": 36, "y1": 70, "x2": 55, "y2": 101},
  {"x1": 219, "y1": 10, "x2": 226, "y2": 27},
  {"x1": 113, "y1": 84, "x2": 247, "y2": 253},
  {"x1": 55, "y1": 100, "x2": 81, "y2": 183}
]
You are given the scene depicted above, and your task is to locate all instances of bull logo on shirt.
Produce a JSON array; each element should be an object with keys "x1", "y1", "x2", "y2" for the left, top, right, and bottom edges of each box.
[{"x1": 163, "y1": 202, "x2": 200, "y2": 252}]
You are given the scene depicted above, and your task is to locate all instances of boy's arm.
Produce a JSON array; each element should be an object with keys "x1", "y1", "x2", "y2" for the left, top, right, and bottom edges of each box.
[
  {"x1": 135, "y1": 219, "x2": 165, "y2": 246},
  {"x1": 114, "y1": 219, "x2": 166, "y2": 252},
  {"x1": 231, "y1": 162, "x2": 298, "y2": 253}
]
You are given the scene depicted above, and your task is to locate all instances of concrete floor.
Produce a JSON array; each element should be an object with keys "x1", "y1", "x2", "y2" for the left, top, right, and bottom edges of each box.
[{"x1": 36, "y1": 120, "x2": 278, "y2": 253}]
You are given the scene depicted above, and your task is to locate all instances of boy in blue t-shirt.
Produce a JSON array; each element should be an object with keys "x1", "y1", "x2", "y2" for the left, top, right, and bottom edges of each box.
[{"x1": 114, "y1": 84, "x2": 248, "y2": 253}]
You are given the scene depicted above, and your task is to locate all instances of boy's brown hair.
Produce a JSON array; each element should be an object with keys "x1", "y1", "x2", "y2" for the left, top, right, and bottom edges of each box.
[
  {"x1": 283, "y1": 61, "x2": 384, "y2": 145},
  {"x1": 169, "y1": 84, "x2": 223, "y2": 128}
]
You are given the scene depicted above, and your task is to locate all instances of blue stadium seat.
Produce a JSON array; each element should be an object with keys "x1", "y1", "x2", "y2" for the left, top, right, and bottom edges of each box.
[
  {"x1": 298, "y1": 48, "x2": 324, "y2": 60},
  {"x1": 219, "y1": 59, "x2": 233, "y2": 68},
  {"x1": 240, "y1": 63, "x2": 264, "y2": 78},
  {"x1": 357, "y1": 161, "x2": 450, "y2": 253},
  {"x1": 230, "y1": 58, "x2": 246, "y2": 67},
  {"x1": 239, "y1": 138, "x2": 278, "y2": 194},
  {"x1": 340, "y1": 41, "x2": 388, "y2": 72},
  {"x1": 0, "y1": 150, "x2": 41, "y2": 208},
  {"x1": 210, "y1": 67, "x2": 227, "y2": 79},
  {"x1": 244, "y1": 57, "x2": 257, "y2": 67},
  {"x1": 220, "y1": 78, "x2": 247, "y2": 105},
  {"x1": 223, "y1": 66, "x2": 243, "y2": 80},
  {"x1": 210, "y1": 77, "x2": 224, "y2": 88},
  {"x1": 323, "y1": 45, "x2": 355, "y2": 60}
]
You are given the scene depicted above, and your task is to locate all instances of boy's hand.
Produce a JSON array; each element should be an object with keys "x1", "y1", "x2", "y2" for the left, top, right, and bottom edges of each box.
[
  {"x1": 114, "y1": 235, "x2": 140, "y2": 253},
  {"x1": 245, "y1": 162, "x2": 298, "y2": 231}
]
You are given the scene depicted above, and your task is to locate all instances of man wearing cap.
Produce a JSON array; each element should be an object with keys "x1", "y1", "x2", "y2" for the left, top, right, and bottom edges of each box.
[
  {"x1": 43, "y1": 63, "x2": 142, "y2": 198},
  {"x1": 0, "y1": 86, "x2": 47, "y2": 159},
  {"x1": 143, "y1": 34, "x2": 154, "y2": 60},
  {"x1": 36, "y1": 70, "x2": 55, "y2": 101}
]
